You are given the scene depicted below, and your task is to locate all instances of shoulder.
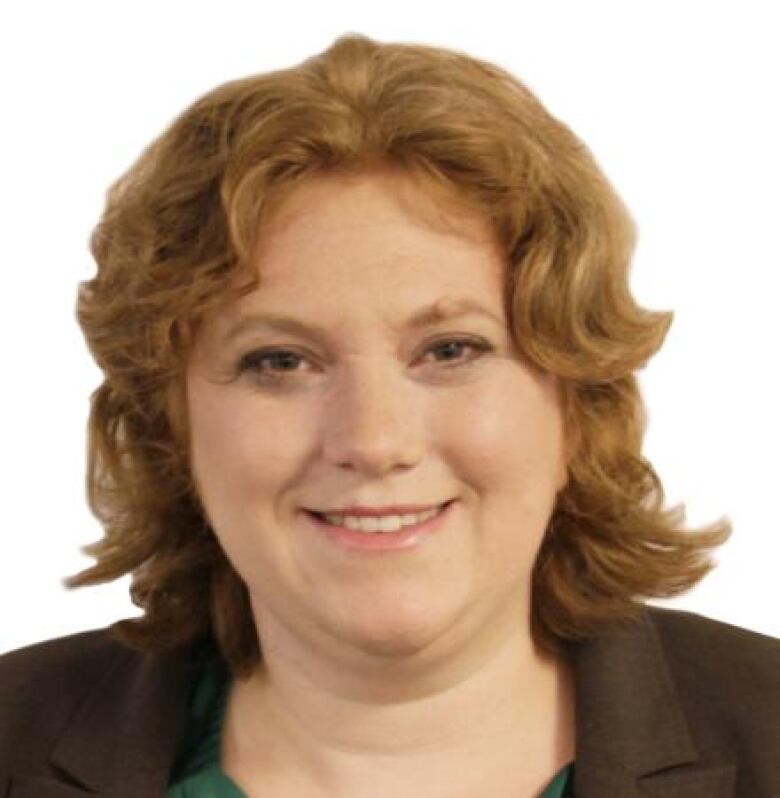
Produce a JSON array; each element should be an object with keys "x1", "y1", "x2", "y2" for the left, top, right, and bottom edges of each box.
[
  {"x1": 645, "y1": 603, "x2": 780, "y2": 679},
  {"x1": 0, "y1": 626, "x2": 129, "y2": 696},
  {"x1": 643, "y1": 605, "x2": 780, "y2": 749},
  {"x1": 0, "y1": 627, "x2": 130, "y2": 768},
  {"x1": 0, "y1": 626, "x2": 212, "y2": 778}
]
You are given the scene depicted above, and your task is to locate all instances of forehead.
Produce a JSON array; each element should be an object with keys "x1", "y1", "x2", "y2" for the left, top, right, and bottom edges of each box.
[
  {"x1": 243, "y1": 169, "x2": 506, "y2": 295},
  {"x1": 259, "y1": 167, "x2": 498, "y2": 244},
  {"x1": 190, "y1": 170, "x2": 514, "y2": 356}
]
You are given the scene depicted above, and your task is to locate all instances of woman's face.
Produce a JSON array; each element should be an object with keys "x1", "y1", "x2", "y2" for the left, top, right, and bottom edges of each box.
[{"x1": 186, "y1": 169, "x2": 569, "y2": 662}]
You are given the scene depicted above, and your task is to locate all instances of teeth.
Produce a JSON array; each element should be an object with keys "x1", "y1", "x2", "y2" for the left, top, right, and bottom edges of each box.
[{"x1": 322, "y1": 505, "x2": 441, "y2": 533}]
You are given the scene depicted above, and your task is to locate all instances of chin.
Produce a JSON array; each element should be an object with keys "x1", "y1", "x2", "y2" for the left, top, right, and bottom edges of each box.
[{"x1": 331, "y1": 601, "x2": 463, "y2": 663}]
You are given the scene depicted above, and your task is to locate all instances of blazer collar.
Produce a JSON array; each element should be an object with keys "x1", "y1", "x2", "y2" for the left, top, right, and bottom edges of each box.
[
  {"x1": 13, "y1": 608, "x2": 736, "y2": 797},
  {"x1": 568, "y1": 606, "x2": 736, "y2": 797},
  {"x1": 31, "y1": 639, "x2": 201, "y2": 798}
]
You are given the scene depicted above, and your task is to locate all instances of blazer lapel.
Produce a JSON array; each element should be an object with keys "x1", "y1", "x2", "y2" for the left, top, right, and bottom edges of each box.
[
  {"x1": 569, "y1": 606, "x2": 736, "y2": 798},
  {"x1": 6, "y1": 610, "x2": 740, "y2": 797},
  {"x1": 5, "y1": 776, "x2": 100, "y2": 797},
  {"x1": 8, "y1": 640, "x2": 201, "y2": 798}
]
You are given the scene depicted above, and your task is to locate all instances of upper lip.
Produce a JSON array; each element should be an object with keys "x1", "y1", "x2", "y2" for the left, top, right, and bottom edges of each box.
[{"x1": 309, "y1": 501, "x2": 451, "y2": 517}]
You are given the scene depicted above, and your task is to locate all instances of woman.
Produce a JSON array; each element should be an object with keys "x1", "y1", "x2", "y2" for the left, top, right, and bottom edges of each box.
[{"x1": 1, "y1": 33, "x2": 777, "y2": 798}]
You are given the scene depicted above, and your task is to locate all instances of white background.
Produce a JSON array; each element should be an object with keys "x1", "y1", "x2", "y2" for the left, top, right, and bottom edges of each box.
[{"x1": 1, "y1": 2, "x2": 778, "y2": 654}]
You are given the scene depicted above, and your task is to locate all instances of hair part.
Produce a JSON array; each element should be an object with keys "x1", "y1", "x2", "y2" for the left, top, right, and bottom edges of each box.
[{"x1": 66, "y1": 33, "x2": 731, "y2": 677}]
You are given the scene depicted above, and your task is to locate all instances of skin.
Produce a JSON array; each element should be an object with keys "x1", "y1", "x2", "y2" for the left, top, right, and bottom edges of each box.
[{"x1": 186, "y1": 168, "x2": 576, "y2": 797}]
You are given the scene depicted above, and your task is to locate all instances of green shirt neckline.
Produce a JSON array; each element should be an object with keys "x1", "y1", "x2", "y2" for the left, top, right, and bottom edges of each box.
[{"x1": 167, "y1": 641, "x2": 574, "y2": 797}]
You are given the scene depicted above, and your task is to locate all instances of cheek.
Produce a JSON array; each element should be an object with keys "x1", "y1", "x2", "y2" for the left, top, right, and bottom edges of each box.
[
  {"x1": 186, "y1": 377, "x2": 311, "y2": 515},
  {"x1": 437, "y1": 370, "x2": 566, "y2": 493},
  {"x1": 436, "y1": 372, "x2": 565, "y2": 584}
]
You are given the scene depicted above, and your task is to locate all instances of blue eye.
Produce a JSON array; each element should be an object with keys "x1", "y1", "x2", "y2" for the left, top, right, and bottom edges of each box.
[
  {"x1": 237, "y1": 336, "x2": 492, "y2": 383},
  {"x1": 428, "y1": 338, "x2": 491, "y2": 362},
  {"x1": 239, "y1": 349, "x2": 305, "y2": 374}
]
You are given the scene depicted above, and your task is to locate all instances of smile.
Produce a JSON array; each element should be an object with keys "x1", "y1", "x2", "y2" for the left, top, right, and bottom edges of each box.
[
  {"x1": 313, "y1": 505, "x2": 444, "y2": 533},
  {"x1": 304, "y1": 501, "x2": 456, "y2": 552}
]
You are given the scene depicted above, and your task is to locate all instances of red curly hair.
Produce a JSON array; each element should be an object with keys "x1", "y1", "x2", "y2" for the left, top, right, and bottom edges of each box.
[{"x1": 66, "y1": 33, "x2": 731, "y2": 677}]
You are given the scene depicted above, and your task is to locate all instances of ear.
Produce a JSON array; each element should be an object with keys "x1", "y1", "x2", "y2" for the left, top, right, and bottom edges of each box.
[
  {"x1": 564, "y1": 419, "x2": 582, "y2": 467},
  {"x1": 551, "y1": 378, "x2": 581, "y2": 492},
  {"x1": 556, "y1": 413, "x2": 582, "y2": 493},
  {"x1": 557, "y1": 428, "x2": 580, "y2": 493}
]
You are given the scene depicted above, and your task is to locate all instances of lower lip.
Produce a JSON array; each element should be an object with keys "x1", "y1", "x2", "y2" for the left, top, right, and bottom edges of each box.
[{"x1": 304, "y1": 501, "x2": 456, "y2": 552}]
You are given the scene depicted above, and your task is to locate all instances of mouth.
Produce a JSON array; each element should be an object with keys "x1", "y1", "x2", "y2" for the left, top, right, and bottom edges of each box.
[
  {"x1": 303, "y1": 500, "x2": 456, "y2": 552},
  {"x1": 305, "y1": 500, "x2": 455, "y2": 530}
]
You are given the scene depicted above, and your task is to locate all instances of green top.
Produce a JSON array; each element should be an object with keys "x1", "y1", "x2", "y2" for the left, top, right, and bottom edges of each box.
[{"x1": 167, "y1": 643, "x2": 575, "y2": 797}]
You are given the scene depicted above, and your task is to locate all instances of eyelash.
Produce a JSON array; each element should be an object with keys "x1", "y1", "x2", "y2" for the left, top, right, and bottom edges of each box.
[{"x1": 236, "y1": 336, "x2": 493, "y2": 384}]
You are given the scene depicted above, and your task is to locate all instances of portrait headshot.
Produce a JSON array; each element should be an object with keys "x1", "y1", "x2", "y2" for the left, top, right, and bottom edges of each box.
[{"x1": 1, "y1": 4, "x2": 778, "y2": 797}]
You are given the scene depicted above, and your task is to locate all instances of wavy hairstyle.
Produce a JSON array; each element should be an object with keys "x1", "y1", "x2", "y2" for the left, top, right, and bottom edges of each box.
[{"x1": 66, "y1": 33, "x2": 731, "y2": 677}]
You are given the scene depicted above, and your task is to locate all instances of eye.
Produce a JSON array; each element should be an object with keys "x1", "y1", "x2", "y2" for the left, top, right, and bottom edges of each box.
[
  {"x1": 423, "y1": 336, "x2": 493, "y2": 364},
  {"x1": 235, "y1": 336, "x2": 493, "y2": 384},
  {"x1": 237, "y1": 348, "x2": 309, "y2": 377}
]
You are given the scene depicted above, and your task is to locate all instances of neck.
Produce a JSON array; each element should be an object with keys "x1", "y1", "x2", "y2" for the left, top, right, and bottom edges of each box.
[{"x1": 222, "y1": 596, "x2": 576, "y2": 797}]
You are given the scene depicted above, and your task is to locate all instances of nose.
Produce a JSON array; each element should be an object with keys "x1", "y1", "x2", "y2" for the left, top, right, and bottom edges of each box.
[{"x1": 320, "y1": 357, "x2": 424, "y2": 476}]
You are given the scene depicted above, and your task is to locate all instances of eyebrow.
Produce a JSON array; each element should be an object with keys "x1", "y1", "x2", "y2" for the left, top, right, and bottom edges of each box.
[{"x1": 221, "y1": 298, "x2": 505, "y2": 345}]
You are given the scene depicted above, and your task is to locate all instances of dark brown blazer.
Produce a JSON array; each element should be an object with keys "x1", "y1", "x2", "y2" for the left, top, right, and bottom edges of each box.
[{"x1": 1, "y1": 605, "x2": 778, "y2": 797}]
